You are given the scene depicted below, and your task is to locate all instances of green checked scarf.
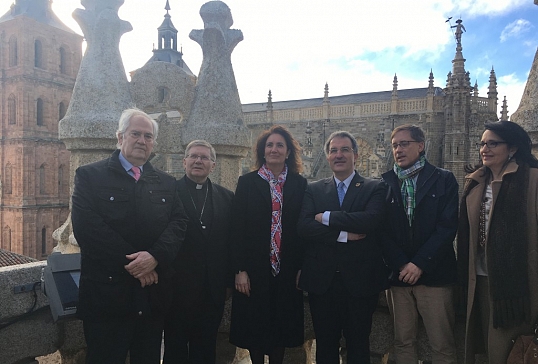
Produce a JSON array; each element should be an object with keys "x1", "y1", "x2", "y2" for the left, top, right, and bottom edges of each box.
[{"x1": 394, "y1": 155, "x2": 426, "y2": 226}]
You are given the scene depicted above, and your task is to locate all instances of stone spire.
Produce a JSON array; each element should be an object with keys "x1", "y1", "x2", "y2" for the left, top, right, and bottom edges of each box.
[
  {"x1": 322, "y1": 83, "x2": 330, "y2": 122},
  {"x1": 443, "y1": 18, "x2": 475, "y2": 184},
  {"x1": 446, "y1": 19, "x2": 470, "y2": 90},
  {"x1": 182, "y1": 1, "x2": 250, "y2": 190},
  {"x1": 267, "y1": 90, "x2": 273, "y2": 125},
  {"x1": 323, "y1": 83, "x2": 330, "y2": 104},
  {"x1": 488, "y1": 67, "x2": 498, "y2": 113},
  {"x1": 500, "y1": 96, "x2": 509, "y2": 121},
  {"x1": 427, "y1": 69, "x2": 434, "y2": 95},
  {"x1": 267, "y1": 89, "x2": 273, "y2": 110},
  {"x1": 391, "y1": 74, "x2": 398, "y2": 114}
]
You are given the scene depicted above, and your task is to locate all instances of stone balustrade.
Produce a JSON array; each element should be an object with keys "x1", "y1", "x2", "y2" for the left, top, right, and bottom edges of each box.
[{"x1": 1, "y1": 261, "x2": 486, "y2": 364}]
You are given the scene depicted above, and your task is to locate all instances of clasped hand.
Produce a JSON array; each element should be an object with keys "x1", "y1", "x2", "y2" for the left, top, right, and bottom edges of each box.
[{"x1": 125, "y1": 251, "x2": 158, "y2": 287}]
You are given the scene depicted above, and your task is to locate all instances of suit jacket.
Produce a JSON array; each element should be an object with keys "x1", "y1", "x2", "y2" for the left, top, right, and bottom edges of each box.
[
  {"x1": 298, "y1": 172, "x2": 389, "y2": 297},
  {"x1": 173, "y1": 176, "x2": 234, "y2": 307},
  {"x1": 381, "y1": 161, "x2": 458, "y2": 287},
  {"x1": 72, "y1": 150, "x2": 188, "y2": 321}
]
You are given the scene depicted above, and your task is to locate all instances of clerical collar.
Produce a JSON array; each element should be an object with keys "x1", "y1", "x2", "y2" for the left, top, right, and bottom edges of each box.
[{"x1": 185, "y1": 176, "x2": 208, "y2": 190}]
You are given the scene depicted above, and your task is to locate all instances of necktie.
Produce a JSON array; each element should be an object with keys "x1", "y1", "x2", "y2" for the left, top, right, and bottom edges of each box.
[
  {"x1": 337, "y1": 181, "x2": 345, "y2": 206},
  {"x1": 131, "y1": 166, "x2": 141, "y2": 181}
]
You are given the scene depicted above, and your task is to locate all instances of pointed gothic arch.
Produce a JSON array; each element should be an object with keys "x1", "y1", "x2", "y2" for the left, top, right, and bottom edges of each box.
[
  {"x1": 4, "y1": 163, "x2": 12, "y2": 195},
  {"x1": 59, "y1": 46, "x2": 67, "y2": 74},
  {"x1": 9, "y1": 36, "x2": 18, "y2": 67},
  {"x1": 41, "y1": 226, "x2": 48, "y2": 256},
  {"x1": 3, "y1": 226, "x2": 11, "y2": 251},
  {"x1": 39, "y1": 163, "x2": 47, "y2": 194},
  {"x1": 35, "y1": 39, "x2": 43, "y2": 68},
  {"x1": 8, "y1": 94, "x2": 16, "y2": 125},
  {"x1": 58, "y1": 101, "x2": 67, "y2": 121},
  {"x1": 37, "y1": 98, "x2": 44, "y2": 126}
]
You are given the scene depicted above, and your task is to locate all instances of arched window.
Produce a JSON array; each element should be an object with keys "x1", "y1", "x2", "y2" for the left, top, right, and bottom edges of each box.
[
  {"x1": 40, "y1": 164, "x2": 46, "y2": 194},
  {"x1": 158, "y1": 86, "x2": 170, "y2": 103},
  {"x1": 58, "y1": 102, "x2": 66, "y2": 121},
  {"x1": 9, "y1": 36, "x2": 18, "y2": 67},
  {"x1": 41, "y1": 227, "x2": 47, "y2": 256},
  {"x1": 5, "y1": 164, "x2": 12, "y2": 195},
  {"x1": 59, "y1": 47, "x2": 67, "y2": 74},
  {"x1": 8, "y1": 95, "x2": 16, "y2": 125},
  {"x1": 35, "y1": 40, "x2": 43, "y2": 68},
  {"x1": 37, "y1": 98, "x2": 44, "y2": 126},
  {"x1": 3, "y1": 226, "x2": 11, "y2": 251}
]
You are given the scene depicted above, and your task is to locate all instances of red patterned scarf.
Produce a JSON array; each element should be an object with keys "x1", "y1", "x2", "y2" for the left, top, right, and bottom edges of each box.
[{"x1": 258, "y1": 163, "x2": 288, "y2": 276}]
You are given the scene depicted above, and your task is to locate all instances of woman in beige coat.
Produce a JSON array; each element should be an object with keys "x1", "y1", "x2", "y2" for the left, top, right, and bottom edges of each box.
[{"x1": 458, "y1": 121, "x2": 538, "y2": 363}]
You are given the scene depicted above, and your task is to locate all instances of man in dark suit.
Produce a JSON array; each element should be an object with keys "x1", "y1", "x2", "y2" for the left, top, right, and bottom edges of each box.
[
  {"x1": 163, "y1": 140, "x2": 234, "y2": 364},
  {"x1": 72, "y1": 108, "x2": 188, "y2": 364},
  {"x1": 298, "y1": 130, "x2": 388, "y2": 364}
]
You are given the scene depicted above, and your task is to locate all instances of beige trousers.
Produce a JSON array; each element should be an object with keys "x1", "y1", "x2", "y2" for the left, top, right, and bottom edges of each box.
[{"x1": 388, "y1": 285, "x2": 457, "y2": 364}]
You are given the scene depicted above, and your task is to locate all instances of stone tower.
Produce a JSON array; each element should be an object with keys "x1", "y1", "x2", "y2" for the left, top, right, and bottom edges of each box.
[
  {"x1": 0, "y1": 0, "x2": 82, "y2": 259},
  {"x1": 442, "y1": 19, "x2": 497, "y2": 184}
]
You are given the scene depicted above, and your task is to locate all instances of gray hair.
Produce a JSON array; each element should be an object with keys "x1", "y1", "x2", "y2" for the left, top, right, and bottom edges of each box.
[
  {"x1": 184, "y1": 140, "x2": 216, "y2": 162},
  {"x1": 324, "y1": 130, "x2": 358, "y2": 156},
  {"x1": 116, "y1": 108, "x2": 159, "y2": 147}
]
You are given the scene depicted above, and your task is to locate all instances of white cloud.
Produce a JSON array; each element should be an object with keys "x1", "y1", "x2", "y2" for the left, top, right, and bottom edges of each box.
[
  {"x1": 500, "y1": 19, "x2": 532, "y2": 42},
  {"x1": 43, "y1": 0, "x2": 534, "y2": 106},
  {"x1": 450, "y1": 0, "x2": 528, "y2": 17}
]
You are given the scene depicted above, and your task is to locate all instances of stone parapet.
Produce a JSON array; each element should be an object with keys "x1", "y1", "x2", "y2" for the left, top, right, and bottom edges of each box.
[{"x1": 1, "y1": 262, "x2": 486, "y2": 363}]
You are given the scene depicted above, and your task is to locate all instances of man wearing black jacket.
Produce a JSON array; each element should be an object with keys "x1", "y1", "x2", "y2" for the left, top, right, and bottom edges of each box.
[
  {"x1": 72, "y1": 108, "x2": 187, "y2": 364},
  {"x1": 163, "y1": 140, "x2": 234, "y2": 364},
  {"x1": 382, "y1": 124, "x2": 458, "y2": 364}
]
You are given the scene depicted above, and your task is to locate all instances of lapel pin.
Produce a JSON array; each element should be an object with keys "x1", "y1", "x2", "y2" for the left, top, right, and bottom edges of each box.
[{"x1": 356, "y1": 183, "x2": 361, "y2": 187}]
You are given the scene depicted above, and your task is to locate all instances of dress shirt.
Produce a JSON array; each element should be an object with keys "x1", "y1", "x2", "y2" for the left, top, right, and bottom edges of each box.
[
  {"x1": 321, "y1": 172, "x2": 355, "y2": 242},
  {"x1": 119, "y1": 151, "x2": 143, "y2": 178}
]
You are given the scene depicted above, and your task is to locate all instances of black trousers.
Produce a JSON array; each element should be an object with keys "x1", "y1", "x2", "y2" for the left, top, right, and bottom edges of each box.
[
  {"x1": 163, "y1": 285, "x2": 225, "y2": 364},
  {"x1": 308, "y1": 273, "x2": 378, "y2": 364},
  {"x1": 83, "y1": 316, "x2": 163, "y2": 364}
]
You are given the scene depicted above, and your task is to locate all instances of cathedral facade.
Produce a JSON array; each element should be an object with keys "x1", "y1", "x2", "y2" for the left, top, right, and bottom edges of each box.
[
  {"x1": 241, "y1": 20, "x2": 499, "y2": 184},
  {"x1": 0, "y1": 0, "x2": 82, "y2": 258}
]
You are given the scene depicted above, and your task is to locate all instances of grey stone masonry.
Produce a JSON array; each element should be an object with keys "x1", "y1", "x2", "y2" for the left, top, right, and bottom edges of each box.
[{"x1": 182, "y1": 1, "x2": 250, "y2": 190}]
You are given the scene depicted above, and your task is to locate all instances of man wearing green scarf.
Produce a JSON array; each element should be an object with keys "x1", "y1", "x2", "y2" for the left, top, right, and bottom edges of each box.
[{"x1": 382, "y1": 124, "x2": 459, "y2": 364}]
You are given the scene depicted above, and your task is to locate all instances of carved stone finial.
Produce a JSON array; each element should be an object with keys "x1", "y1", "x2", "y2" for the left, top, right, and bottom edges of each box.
[
  {"x1": 182, "y1": 1, "x2": 250, "y2": 190},
  {"x1": 59, "y1": 0, "x2": 133, "y2": 150}
]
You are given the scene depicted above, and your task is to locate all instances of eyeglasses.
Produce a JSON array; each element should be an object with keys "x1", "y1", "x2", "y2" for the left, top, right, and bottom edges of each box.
[
  {"x1": 128, "y1": 131, "x2": 154, "y2": 143},
  {"x1": 391, "y1": 141, "x2": 420, "y2": 150},
  {"x1": 476, "y1": 141, "x2": 507, "y2": 150},
  {"x1": 186, "y1": 154, "x2": 213, "y2": 162},
  {"x1": 328, "y1": 147, "x2": 354, "y2": 155}
]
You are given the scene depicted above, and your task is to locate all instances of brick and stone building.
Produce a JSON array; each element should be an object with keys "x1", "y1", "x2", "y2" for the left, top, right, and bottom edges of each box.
[
  {"x1": 241, "y1": 19, "x2": 499, "y2": 186},
  {"x1": 0, "y1": 0, "x2": 82, "y2": 259}
]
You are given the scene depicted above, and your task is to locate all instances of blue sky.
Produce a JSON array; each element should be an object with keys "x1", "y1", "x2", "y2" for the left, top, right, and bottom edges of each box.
[{"x1": 9, "y1": 0, "x2": 538, "y2": 117}]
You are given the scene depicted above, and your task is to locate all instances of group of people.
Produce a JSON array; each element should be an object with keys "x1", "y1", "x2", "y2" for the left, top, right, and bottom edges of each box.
[{"x1": 72, "y1": 107, "x2": 538, "y2": 364}]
